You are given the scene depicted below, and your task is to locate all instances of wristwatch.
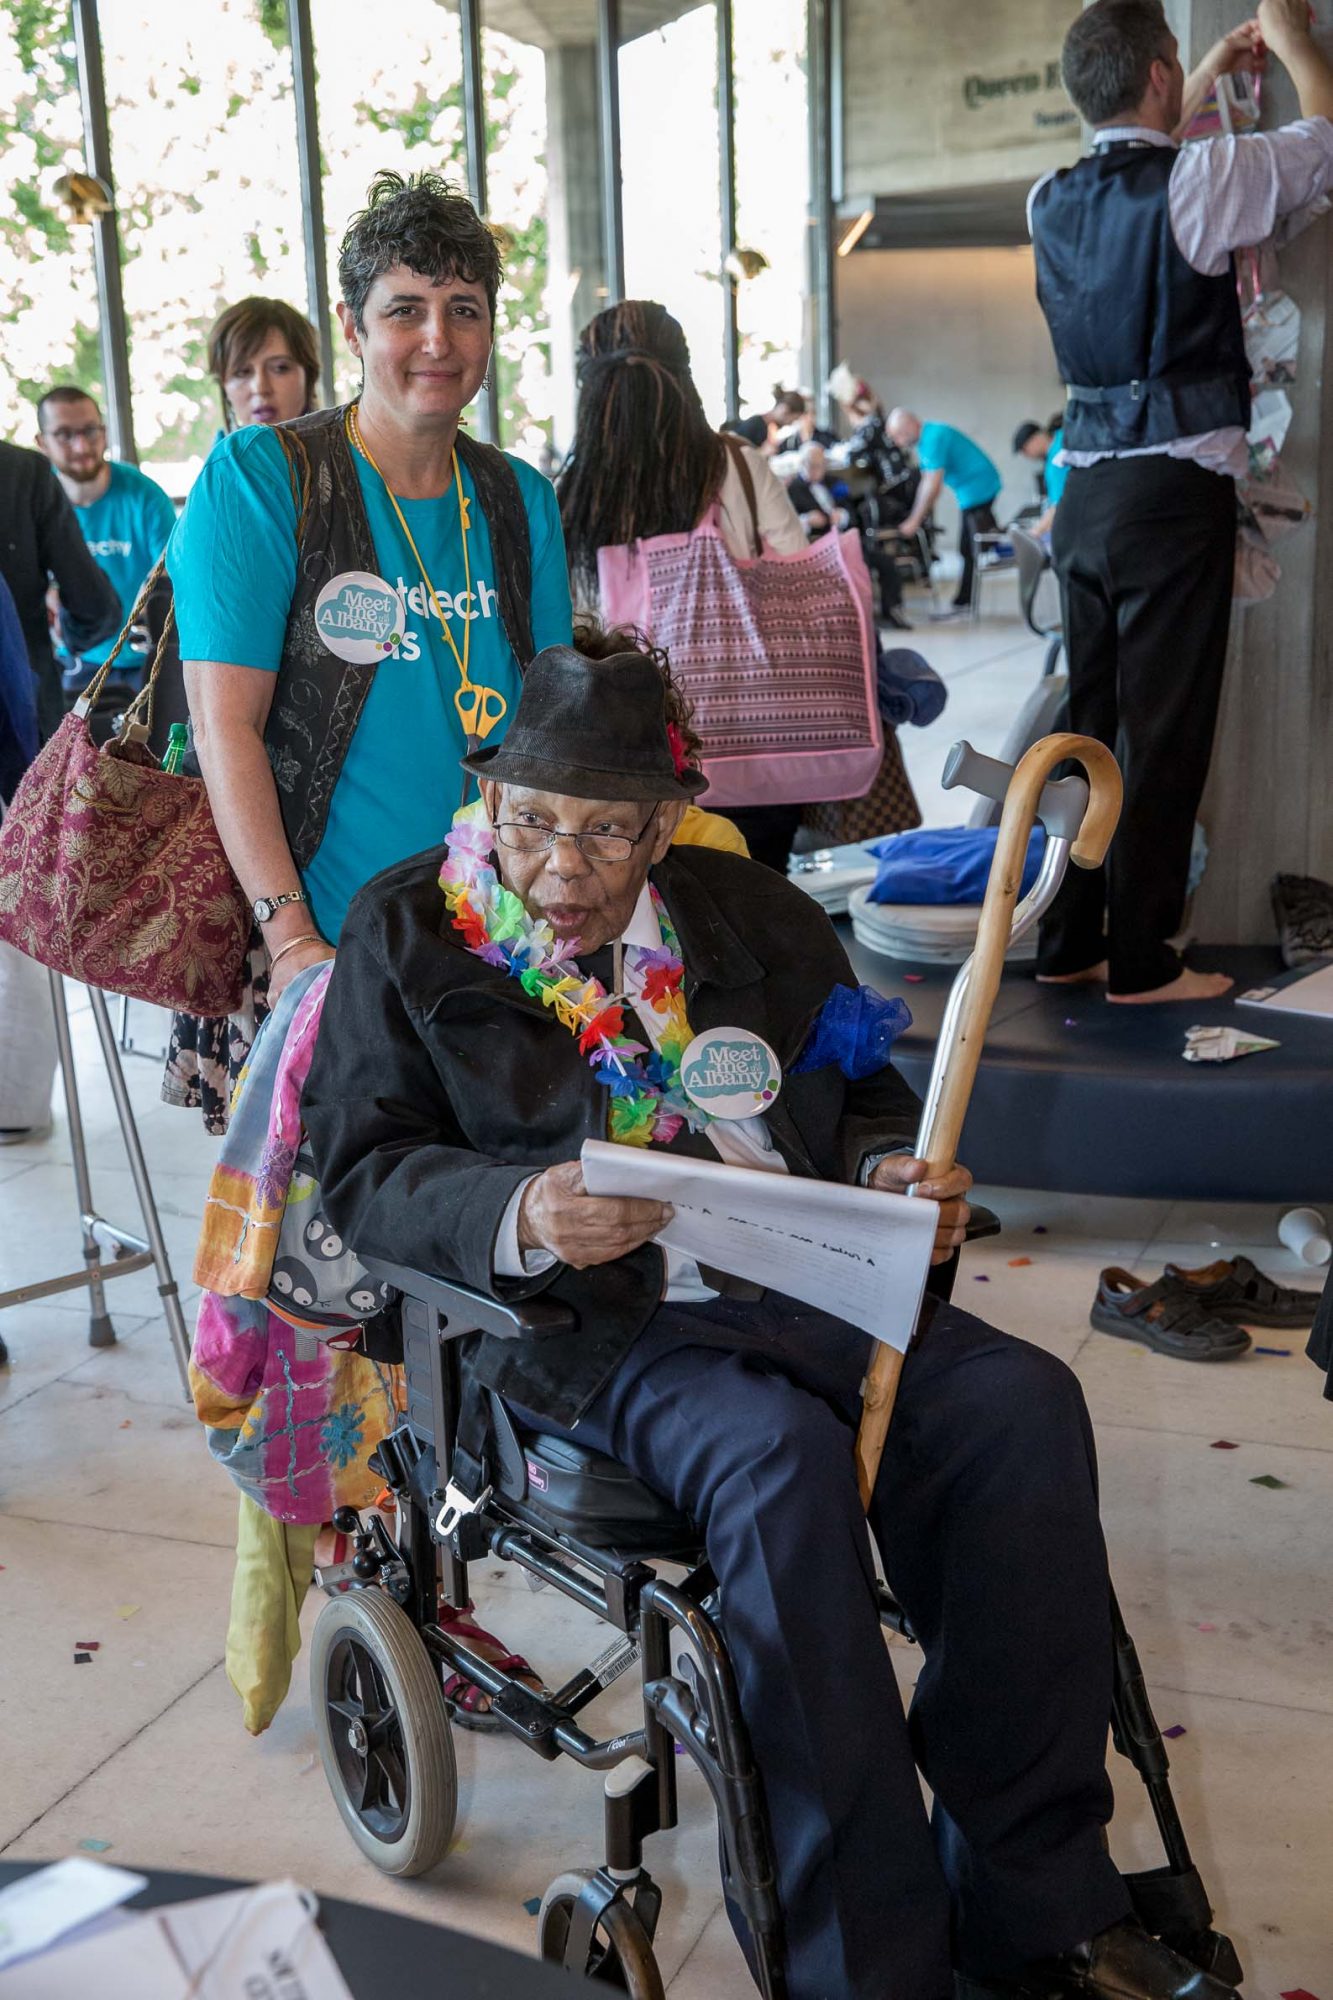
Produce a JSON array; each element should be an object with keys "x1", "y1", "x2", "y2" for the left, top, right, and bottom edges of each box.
[{"x1": 253, "y1": 888, "x2": 308, "y2": 924}]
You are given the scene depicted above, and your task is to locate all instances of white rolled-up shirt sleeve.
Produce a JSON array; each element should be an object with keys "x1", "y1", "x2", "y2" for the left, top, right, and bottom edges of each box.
[
  {"x1": 1170, "y1": 118, "x2": 1333, "y2": 272},
  {"x1": 493, "y1": 1175, "x2": 559, "y2": 1280}
]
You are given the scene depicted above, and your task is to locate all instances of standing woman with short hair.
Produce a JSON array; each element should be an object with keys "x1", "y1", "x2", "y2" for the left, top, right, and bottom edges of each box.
[{"x1": 162, "y1": 178, "x2": 572, "y2": 1133}]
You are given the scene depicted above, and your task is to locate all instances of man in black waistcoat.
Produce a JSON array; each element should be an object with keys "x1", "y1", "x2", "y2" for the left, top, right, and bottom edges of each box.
[
  {"x1": 303, "y1": 637, "x2": 1239, "y2": 2000},
  {"x1": 1030, "y1": 0, "x2": 1333, "y2": 1003}
]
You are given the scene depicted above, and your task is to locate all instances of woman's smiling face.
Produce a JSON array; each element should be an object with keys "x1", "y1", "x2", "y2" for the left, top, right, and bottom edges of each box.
[{"x1": 338, "y1": 264, "x2": 493, "y2": 427}]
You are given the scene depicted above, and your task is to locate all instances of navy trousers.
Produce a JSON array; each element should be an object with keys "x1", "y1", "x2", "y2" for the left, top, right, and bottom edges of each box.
[{"x1": 533, "y1": 1294, "x2": 1131, "y2": 1999}]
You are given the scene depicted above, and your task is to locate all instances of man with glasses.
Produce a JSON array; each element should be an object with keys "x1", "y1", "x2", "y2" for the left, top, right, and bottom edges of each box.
[{"x1": 35, "y1": 386, "x2": 176, "y2": 695}]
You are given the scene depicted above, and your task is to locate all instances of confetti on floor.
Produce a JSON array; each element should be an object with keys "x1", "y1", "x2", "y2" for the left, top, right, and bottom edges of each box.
[
  {"x1": 523, "y1": 1897, "x2": 542, "y2": 1917},
  {"x1": 903, "y1": 973, "x2": 924, "y2": 984},
  {"x1": 1007, "y1": 1256, "x2": 1032, "y2": 1268},
  {"x1": 119, "y1": 1419, "x2": 132, "y2": 1429},
  {"x1": 973, "y1": 1274, "x2": 990, "y2": 1282},
  {"x1": 1033, "y1": 1225, "x2": 1048, "y2": 1234},
  {"x1": 1198, "y1": 1622, "x2": 1217, "y2": 1633},
  {"x1": 1250, "y1": 1474, "x2": 1289, "y2": 1490},
  {"x1": 1280, "y1": 1989, "x2": 1321, "y2": 1999},
  {"x1": 1162, "y1": 1725, "x2": 1187, "y2": 1740},
  {"x1": 73, "y1": 1652, "x2": 93, "y2": 1665},
  {"x1": 1064, "y1": 1017, "x2": 1078, "y2": 1028},
  {"x1": 1210, "y1": 1440, "x2": 1239, "y2": 1450},
  {"x1": 1254, "y1": 1346, "x2": 1292, "y2": 1356},
  {"x1": 116, "y1": 1605, "x2": 140, "y2": 1620},
  {"x1": 74, "y1": 1640, "x2": 101, "y2": 1651},
  {"x1": 78, "y1": 1839, "x2": 112, "y2": 1854}
]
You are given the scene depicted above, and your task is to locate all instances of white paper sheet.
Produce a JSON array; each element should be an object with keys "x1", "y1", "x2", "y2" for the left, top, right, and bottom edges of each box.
[
  {"x1": 1237, "y1": 959, "x2": 1333, "y2": 1021},
  {"x1": 0, "y1": 1857, "x2": 147, "y2": 1971},
  {"x1": 0, "y1": 1879, "x2": 354, "y2": 2000},
  {"x1": 580, "y1": 1140, "x2": 938, "y2": 1352}
]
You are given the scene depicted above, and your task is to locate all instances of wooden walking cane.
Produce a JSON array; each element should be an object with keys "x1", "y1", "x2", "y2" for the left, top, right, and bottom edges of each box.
[{"x1": 853, "y1": 732, "x2": 1123, "y2": 1507}]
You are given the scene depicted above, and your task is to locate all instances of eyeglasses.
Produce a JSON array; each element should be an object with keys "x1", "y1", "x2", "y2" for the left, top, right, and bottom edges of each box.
[
  {"x1": 46, "y1": 423, "x2": 105, "y2": 447},
  {"x1": 492, "y1": 806, "x2": 658, "y2": 863}
]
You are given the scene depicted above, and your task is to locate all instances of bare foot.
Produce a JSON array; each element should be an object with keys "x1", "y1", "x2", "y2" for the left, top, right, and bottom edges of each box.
[
  {"x1": 1037, "y1": 961, "x2": 1108, "y2": 985},
  {"x1": 1107, "y1": 969, "x2": 1235, "y2": 1005}
]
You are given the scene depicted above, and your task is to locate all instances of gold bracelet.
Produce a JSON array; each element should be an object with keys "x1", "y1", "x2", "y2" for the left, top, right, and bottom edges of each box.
[{"x1": 268, "y1": 932, "x2": 325, "y2": 975}]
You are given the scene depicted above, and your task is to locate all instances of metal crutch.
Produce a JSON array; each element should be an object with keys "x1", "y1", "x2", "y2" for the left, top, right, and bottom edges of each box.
[
  {"x1": 854, "y1": 732, "x2": 1123, "y2": 1505},
  {"x1": 0, "y1": 971, "x2": 191, "y2": 1397}
]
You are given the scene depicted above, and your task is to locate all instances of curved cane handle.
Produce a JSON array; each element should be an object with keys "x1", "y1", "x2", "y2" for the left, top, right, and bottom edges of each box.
[
  {"x1": 1035, "y1": 732, "x2": 1122, "y2": 871},
  {"x1": 853, "y1": 732, "x2": 1122, "y2": 1508}
]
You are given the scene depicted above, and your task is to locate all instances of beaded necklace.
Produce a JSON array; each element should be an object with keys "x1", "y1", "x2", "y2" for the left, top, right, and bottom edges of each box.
[{"x1": 438, "y1": 815, "x2": 705, "y2": 1147}]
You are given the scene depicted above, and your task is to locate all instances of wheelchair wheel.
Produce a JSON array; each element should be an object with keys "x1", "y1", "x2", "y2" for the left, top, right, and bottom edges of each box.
[
  {"x1": 537, "y1": 1871, "x2": 665, "y2": 1998},
  {"x1": 311, "y1": 1588, "x2": 457, "y2": 1877}
]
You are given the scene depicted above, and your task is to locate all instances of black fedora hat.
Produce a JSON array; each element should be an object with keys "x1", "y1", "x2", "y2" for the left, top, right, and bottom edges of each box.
[{"x1": 462, "y1": 645, "x2": 709, "y2": 802}]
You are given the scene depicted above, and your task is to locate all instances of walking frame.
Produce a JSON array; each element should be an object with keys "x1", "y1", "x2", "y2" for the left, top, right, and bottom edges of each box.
[{"x1": 0, "y1": 970, "x2": 191, "y2": 1396}]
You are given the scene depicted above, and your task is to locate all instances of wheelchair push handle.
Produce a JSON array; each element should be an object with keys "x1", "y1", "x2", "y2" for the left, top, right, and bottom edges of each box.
[{"x1": 853, "y1": 731, "x2": 1123, "y2": 1508}]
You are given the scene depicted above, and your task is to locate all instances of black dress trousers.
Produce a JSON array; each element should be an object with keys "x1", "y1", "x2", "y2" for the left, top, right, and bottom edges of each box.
[
  {"x1": 516, "y1": 1295, "x2": 1129, "y2": 1997},
  {"x1": 1038, "y1": 454, "x2": 1236, "y2": 994}
]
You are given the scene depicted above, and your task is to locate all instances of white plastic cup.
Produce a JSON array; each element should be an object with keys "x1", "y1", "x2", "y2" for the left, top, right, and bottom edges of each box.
[{"x1": 1278, "y1": 1206, "x2": 1332, "y2": 1266}]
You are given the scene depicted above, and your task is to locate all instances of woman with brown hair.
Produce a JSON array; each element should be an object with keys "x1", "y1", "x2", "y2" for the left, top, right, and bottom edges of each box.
[
  {"x1": 208, "y1": 295, "x2": 320, "y2": 431},
  {"x1": 557, "y1": 300, "x2": 919, "y2": 871},
  {"x1": 162, "y1": 295, "x2": 323, "y2": 1134}
]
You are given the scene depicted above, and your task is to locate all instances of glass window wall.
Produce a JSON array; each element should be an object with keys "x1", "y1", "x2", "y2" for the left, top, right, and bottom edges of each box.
[
  {"x1": 95, "y1": 0, "x2": 307, "y2": 489},
  {"x1": 0, "y1": 1, "x2": 104, "y2": 437},
  {"x1": 619, "y1": 3, "x2": 727, "y2": 423},
  {"x1": 310, "y1": 0, "x2": 467, "y2": 411},
  {"x1": 733, "y1": 0, "x2": 810, "y2": 419}
]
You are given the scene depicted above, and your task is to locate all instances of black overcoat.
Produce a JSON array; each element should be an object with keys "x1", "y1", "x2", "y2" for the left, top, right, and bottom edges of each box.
[{"x1": 303, "y1": 843, "x2": 923, "y2": 1428}]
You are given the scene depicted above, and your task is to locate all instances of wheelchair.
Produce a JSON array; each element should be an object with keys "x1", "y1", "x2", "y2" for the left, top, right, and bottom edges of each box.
[{"x1": 309, "y1": 1229, "x2": 1244, "y2": 2000}]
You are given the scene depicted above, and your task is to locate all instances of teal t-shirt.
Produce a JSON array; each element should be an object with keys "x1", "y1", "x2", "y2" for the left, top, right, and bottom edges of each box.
[
  {"x1": 918, "y1": 422, "x2": 1001, "y2": 513},
  {"x1": 65, "y1": 460, "x2": 177, "y2": 672},
  {"x1": 167, "y1": 423, "x2": 573, "y2": 943},
  {"x1": 1043, "y1": 430, "x2": 1068, "y2": 508}
]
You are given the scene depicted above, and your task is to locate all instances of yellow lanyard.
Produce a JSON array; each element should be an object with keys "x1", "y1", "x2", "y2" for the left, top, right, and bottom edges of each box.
[{"x1": 345, "y1": 402, "x2": 507, "y2": 747}]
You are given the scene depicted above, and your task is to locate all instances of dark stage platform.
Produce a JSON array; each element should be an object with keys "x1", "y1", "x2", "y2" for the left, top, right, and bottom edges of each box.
[{"x1": 836, "y1": 930, "x2": 1333, "y2": 1203}]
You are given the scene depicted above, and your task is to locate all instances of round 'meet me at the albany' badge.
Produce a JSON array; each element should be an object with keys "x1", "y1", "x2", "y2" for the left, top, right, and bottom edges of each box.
[
  {"x1": 680, "y1": 1027, "x2": 781, "y2": 1121},
  {"x1": 314, "y1": 570, "x2": 407, "y2": 665}
]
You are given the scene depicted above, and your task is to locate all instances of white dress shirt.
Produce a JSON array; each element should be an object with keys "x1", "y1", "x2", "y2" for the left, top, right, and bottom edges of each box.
[
  {"x1": 493, "y1": 882, "x2": 788, "y2": 1300},
  {"x1": 1028, "y1": 117, "x2": 1333, "y2": 477}
]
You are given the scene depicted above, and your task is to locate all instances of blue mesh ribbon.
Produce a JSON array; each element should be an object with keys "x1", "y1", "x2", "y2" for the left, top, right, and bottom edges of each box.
[{"x1": 789, "y1": 984, "x2": 913, "y2": 1081}]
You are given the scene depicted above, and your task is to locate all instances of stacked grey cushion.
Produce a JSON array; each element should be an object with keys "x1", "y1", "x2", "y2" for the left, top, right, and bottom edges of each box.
[{"x1": 847, "y1": 886, "x2": 1039, "y2": 965}]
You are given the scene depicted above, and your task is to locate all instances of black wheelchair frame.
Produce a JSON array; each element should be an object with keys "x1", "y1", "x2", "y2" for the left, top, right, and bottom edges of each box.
[{"x1": 309, "y1": 1242, "x2": 1243, "y2": 2000}]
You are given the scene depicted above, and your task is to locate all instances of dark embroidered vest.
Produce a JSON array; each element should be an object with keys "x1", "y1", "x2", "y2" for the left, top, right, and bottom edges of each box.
[
  {"x1": 1031, "y1": 144, "x2": 1249, "y2": 455},
  {"x1": 264, "y1": 407, "x2": 536, "y2": 868}
]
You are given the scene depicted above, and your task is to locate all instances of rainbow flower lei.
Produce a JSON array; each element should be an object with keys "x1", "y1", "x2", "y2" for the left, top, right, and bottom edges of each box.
[{"x1": 438, "y1": 815, "x2": 706, "y2": 1147}]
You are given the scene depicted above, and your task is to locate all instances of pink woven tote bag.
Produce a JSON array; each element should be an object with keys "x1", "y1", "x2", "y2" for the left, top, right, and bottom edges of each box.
[{"x1": 597, "y1": 507, "x2": 883, "y2": 810}]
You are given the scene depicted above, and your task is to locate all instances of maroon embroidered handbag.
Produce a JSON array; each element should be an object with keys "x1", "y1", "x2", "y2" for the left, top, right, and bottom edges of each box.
[{"x1": 0, "y1": 572, "x2": 249, "y2": 1017}]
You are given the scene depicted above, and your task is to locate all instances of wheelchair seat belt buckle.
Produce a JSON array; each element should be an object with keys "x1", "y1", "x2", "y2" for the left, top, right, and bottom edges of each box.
[{"x1": 434, "y1": 1478, "x2": 492, "y2": 1541}]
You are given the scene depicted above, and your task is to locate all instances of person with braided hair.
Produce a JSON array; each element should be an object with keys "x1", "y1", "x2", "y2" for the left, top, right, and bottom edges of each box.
[{"x1": 557, "y1": 299, "x2": 919, "y2": 872}]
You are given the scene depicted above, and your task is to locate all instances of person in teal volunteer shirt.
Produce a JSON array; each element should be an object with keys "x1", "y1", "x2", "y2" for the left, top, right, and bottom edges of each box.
[
  {"x1": 168, "y1": 170, "x2": 573, "y2": 982},
  {"x1": 36, "y1": 387, "x2": 176, "y2": 691},
  {"x1": 888, "y1": 408, "x2": 1002, "y2": 616},
  {"x1": 168, "y1": 171, "x2": 572, "y2": 1737},
  {"x1": 1012, "y1": 417, "x2": 1067, "y2": 538}
]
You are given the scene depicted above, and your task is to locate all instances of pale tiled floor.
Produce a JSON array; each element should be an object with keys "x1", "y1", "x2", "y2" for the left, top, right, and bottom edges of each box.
[{"x1": 2, "y1": 594, "x2": 1330, "y2": 1997}]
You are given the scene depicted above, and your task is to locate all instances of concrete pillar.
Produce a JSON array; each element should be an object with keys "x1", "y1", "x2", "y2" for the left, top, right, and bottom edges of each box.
[
  {"x1": 1175, "y1": 2, "x2": 1333, "y2": 940},
  {"x1": 545, "y1": 41, "x2": 609, "y2": 454}
]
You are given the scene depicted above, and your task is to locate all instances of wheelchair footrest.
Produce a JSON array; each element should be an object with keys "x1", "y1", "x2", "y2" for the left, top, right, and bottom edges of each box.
[{"x1": 1124, "y1": 1862, "x2": 1213, "y2": 1945}]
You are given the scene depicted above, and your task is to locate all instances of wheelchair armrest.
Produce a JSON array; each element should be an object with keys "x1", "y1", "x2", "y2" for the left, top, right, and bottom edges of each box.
[{"x1": 360, "y1": 1257, "x2": 576, "y2": 1341}]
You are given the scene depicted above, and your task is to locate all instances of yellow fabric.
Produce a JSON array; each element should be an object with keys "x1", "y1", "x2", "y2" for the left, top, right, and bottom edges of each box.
[
  {"x1": 226, "y1": 1494, "x2": 319, "y2": 1735},
  {"x1": 676, "y1": 803, "x2": 749, "y2": 856},
  {"x1": 455, "y1": 794, "x2": 749, "y2": 858}
]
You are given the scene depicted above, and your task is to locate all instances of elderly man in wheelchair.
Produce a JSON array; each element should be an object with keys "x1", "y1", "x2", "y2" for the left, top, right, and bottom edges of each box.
[{"x1": 300, "y1": 633, "x2": 1242, "y2": 2000}]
